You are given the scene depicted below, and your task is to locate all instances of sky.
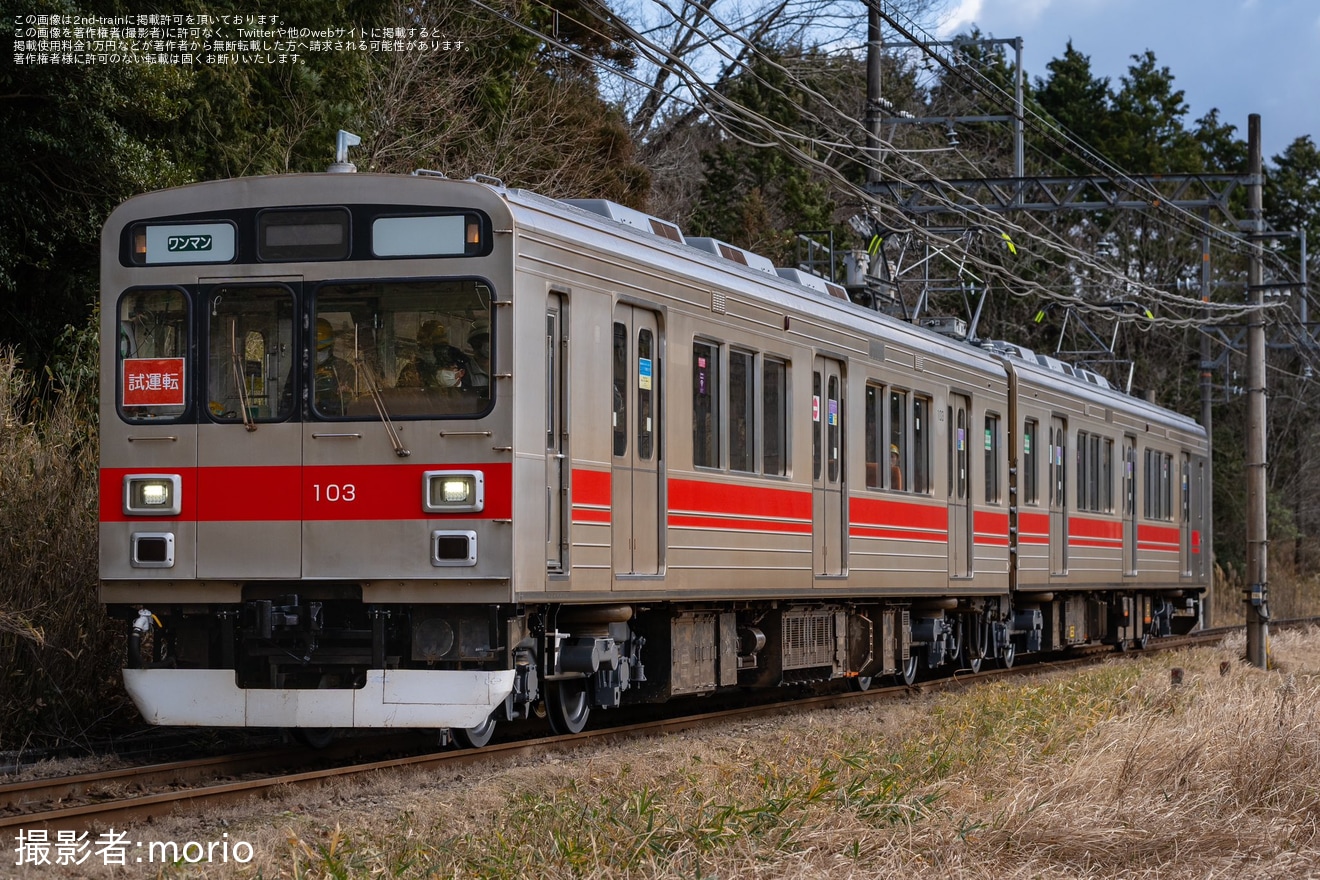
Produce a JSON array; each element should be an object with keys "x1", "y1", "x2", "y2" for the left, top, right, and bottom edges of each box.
[{"x1": 936, "y1": 0, "x2": 1320, "y2": 161}]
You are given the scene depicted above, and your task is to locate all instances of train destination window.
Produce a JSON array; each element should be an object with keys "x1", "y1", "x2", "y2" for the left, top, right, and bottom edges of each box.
[
  {"x1": 692, "y1": 341, "x2": 720, "y2": 468},
  {"x1": 259, "y1": 208, "x2": 350, "y2": 261},
  {"x1": 205, "y1": 286, "x2": 294, "y2": 422},
  {"x1": 762, "y1": 358, "x2": 787, "y2": 476},
  {"x1": 312, "y1": 279, "x2": 493, "y2": 418},
  {"x1": 372, "y1": 214, "x2": 483, "y2": 257},
  {"x1": 729, "y1": 350, "x2": 754, "y2": 472},
  {"x1": 117, "y1": 288, "x2": 190, "y2": 422},
  {"x1": 130, "y1": 222, "x2": 236, "y2": 265}
]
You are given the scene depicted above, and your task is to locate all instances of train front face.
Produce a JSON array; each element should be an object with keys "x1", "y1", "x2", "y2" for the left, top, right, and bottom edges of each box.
[{"x1": 98, "y1": 174, "x2": 521, "y2": 730}]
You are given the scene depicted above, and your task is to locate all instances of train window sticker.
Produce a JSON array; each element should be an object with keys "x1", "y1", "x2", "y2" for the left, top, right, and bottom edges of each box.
[
  {"x1": 372, "y1": 214, "x2": 481, "y2": 257},
  {"x1": 827, "y1": 397, "x2": 838, "y2": 426},
  {"x1": 134, "y1": 222, "x2": 236, "y2": 265},
  {"x1": 122, "y1": 358, "x2": 186, "y2": 408},
  {"x1": 638, "y1": 356, "x2": 652, "y2": 391},
  {"x1": 117, "y1": 288, "x2": 189, "y2": 420},
  {"x1": 812, "y1": 394, "x2": 820, "y2": 423}
]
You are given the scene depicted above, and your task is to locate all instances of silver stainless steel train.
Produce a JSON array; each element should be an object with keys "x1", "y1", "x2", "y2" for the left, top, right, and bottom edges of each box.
[{"x1": 100, "y1": 162, "x2": 1208, "y2": 745}]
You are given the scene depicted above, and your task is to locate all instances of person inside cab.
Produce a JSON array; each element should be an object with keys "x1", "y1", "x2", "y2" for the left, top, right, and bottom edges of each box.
[
  {"x1": 398, "y1": 320, "x2": 473, "y2": 392},
  {"x1": 313, "y1": 318, "x2": 356, "y2": 416}
]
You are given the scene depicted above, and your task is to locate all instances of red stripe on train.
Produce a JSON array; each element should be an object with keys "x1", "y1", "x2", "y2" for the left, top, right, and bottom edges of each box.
[
  {"x1": 849, "y1": 495, "x2": 947, "y2": 534},
  {"x1": 670, "y1": 478, "x2": 812, "y2": 520},
  {"x1": 100, "y1": 463, "x2": 512, "y2": 522}
]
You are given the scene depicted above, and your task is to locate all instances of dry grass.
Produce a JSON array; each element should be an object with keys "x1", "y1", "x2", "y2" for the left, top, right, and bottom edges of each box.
[
  {"x1": 42, "y1": 627, "x2": 1319, "y2": 880},
  {"x1": 0, "y1": 345, "x2": 131, "y2": 752}
]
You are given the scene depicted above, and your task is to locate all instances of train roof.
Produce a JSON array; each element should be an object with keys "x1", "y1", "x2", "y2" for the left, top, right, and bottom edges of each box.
[
  {"x1": 103, "y1": 171, "x2": 1203, "y2": 438},
  {"x1": 498, "y1": 185, "x2": 1202, "y2": 436},
  {"x1": 502, "y1": 187, "x2": 1006, "y2": 370}
]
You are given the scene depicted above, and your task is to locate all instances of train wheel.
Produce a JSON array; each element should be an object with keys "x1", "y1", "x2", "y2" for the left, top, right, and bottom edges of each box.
[
  {"x1": 451, "y1": 714, "x2": 497, "y2": 749},
  {"x1": 544, "y1": 677, "x2": 591, "y2": 735},
  {"x1": 850, "y1": 673, "x2": 874, "y2": 692},
  {"x1": 960, "y1": 616, "x2": 987, "y2": 673},
  {"x1": 895, "y1": 654, "x2": 919, "y2": 686},
  {"x1": 997, "y1": 640, "x2": 1016, "y2": 670}
]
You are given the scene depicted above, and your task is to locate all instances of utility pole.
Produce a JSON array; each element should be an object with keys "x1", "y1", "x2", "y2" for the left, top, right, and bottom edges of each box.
[
  {"x1": 1245, "y1": 114, "x2": 1269, "y2": 668},
  {"x1": 865, "y1": 2, "x2": 882, "y2": 185},
  {"x1": 1199, "y1": 214, "x2": 1214, "y2": 626}
]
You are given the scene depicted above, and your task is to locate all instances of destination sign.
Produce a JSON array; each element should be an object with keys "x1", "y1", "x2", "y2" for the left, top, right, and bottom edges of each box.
[{"x1": 143, "y1": 223, "x2": 235, "y2": 264}]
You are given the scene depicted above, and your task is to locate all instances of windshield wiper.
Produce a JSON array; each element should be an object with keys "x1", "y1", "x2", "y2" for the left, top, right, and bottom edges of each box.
[
  {"x1": 229, "y1": 320, "x2": 257, "y2": 432},
  {"x1": 352, "y1": 330, "x2": 410, "y2": 458}
]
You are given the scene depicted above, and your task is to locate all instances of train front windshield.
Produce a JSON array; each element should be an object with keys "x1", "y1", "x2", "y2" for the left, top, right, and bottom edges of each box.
[
  {"x1": 116, "y1": 279, "x2": 494, "y2": 422},
  {"x1": 312, "y1": 279, "x2": 493, "y2": 418}
]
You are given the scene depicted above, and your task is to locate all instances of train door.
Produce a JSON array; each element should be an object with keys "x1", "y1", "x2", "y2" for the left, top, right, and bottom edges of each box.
[
  {"x1": 1180, "y1": 453, "x2": 1192, "y2": 577},
  {"x1": 611, "y1": 304, "x2": 661, "y2": 576},
  {"x1": 1123, "y1": 437, "x2": 1138, "y2": 575},
  {"x1": 1049, "y1": 416, "x2": 1068, "y2": 575},
  {"x1": 546, "y1": 295, "x2": 566, "y2": 573},
  {"x1": 947, "y1": 394, "x2": 972, "y2": 578},
  {"x1": 812, "y1": 356, "x2": 846, "y2": 577},
  {"x1": 196, "y1": 279, "x2": 302, "y2": 578}
]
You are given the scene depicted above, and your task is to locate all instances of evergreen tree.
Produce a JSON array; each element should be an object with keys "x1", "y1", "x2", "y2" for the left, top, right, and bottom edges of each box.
[{"x1": 1033, "y1": 41, "x2": 1111, "y2": 176}]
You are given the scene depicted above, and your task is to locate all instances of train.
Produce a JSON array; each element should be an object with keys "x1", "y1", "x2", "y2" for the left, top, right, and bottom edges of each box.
[{"x1": 99, "y1": 149, "x2": 1208, "y2": 746}]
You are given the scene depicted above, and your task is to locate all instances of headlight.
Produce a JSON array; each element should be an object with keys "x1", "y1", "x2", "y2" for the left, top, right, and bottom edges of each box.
[
  {"x1": 123, "y1": 474, "x2": 181, "y2": 516},
  {"x1": 423, "y1": 470, "x2": 484, "y2": 513}
]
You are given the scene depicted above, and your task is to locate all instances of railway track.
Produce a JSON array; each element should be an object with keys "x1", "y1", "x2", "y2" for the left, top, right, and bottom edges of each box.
[{"x1": 0, "y1": 625, "x2": 1251, "y2": 833}]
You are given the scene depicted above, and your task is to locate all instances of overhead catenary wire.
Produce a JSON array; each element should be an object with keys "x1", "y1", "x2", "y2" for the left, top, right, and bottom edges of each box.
[{"x1": 469, "y1": 0, "x2": 1300, "y2": 331}]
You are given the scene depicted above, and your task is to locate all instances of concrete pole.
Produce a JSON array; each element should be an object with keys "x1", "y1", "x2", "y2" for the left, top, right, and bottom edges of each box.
[
  {"x1": 865, "y1": 3, "x2": 882, "y2": 185},
  {"x1": 1200, "y1": 213, "x2": 1214, "y2": 625},
  {"x1": 1245, "y1": 114, "x2": 1269, "y2": 668}
]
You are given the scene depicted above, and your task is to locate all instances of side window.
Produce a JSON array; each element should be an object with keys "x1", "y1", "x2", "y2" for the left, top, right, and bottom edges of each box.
[
  {"x1": 984, "y1": 413, "x2": 1000, "y2": 503},
  {"x1": 1089, "y1": 434, "x2": 1101, "y2": 512},
  {"x1": 827, "y1": 374, "x2": 842, "y2": 483},
  {"x1": 1162, "y1": 452, "x2": 1173, "y2": 521},
  {"x1": 1143, "y1": 449, "x2": 1152, "y2": 518},
  {"x1": 889, "y1": 390, "x2": 908, "y2": 491},
  {"x1": 865, "y1": 384, "x2": 882, "y2": 489},
  {"x1": 1077, "y1": 431, "x2": 1090, "y2": 511},
  {"x1": 1124, "y1": 441, "x2": 1136, "y2": 516},
  {"x1": 693, "y1": 341, "x2": 719, "y2": 468},
  {"x1": 613, "y1": 322, "x2": 628, "y2": 456},
  {"x1": 762, "y1": 357, "x2": 787, "y2": 476},
  {"x1": 913, "y1": 394, "x2": 932, "y2": 494},
  {"x1": 812, "y1": 370, "x2": 822, "y2": 481},
  {"x1": 1023, "y1": 418, "x2": 1039, "y2": 505},
  {"x1": 637, "y1": 328, "x2": 655, "y2": 461},
  {"x1": 118, "y1": 288, "x2": 190, "y2": 422},
  {"x1": 729, "y1": 350, "x2": 754, "y2": 473},
  {"x1": 1102, "y1": 438, "x2": 1114, "y2": 512}
]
